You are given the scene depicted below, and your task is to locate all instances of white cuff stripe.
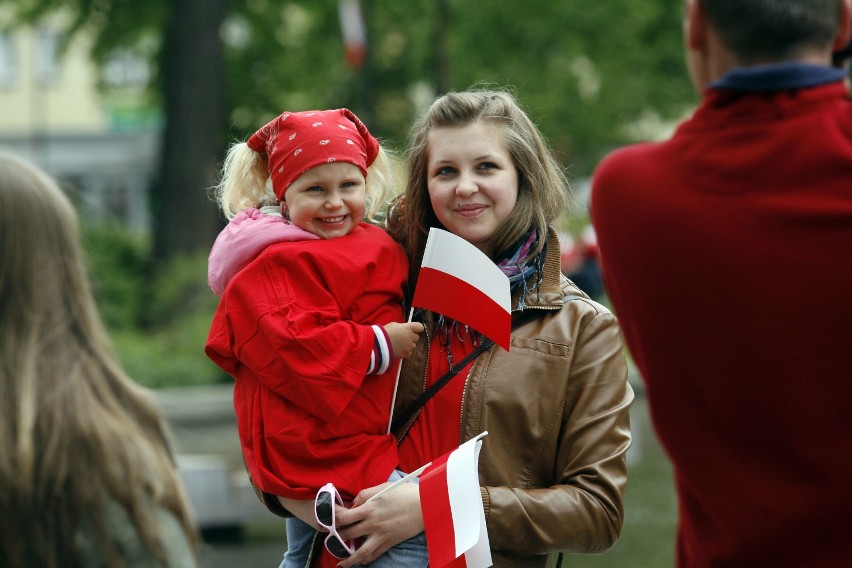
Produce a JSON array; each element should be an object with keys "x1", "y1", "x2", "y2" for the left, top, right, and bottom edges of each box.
[{"x1": 371, "y1": 325, "x2": 391, "y2": 375}]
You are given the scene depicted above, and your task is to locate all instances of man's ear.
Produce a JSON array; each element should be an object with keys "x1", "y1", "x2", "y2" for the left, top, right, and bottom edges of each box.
[
  {"x1": 685, "y1": 0, "x2": 708, "y2": 51},
  {"x1": 832, "y1": 0, "x2": 852, "y2": 52}
]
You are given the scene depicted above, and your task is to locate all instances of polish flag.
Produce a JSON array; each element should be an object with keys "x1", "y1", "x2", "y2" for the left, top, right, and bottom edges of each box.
[
  {"x1": 420, "y1": 432, "x2": 492, "y2": 568},
  {"x1": 338, "y1": 0, "x2": 366, "y2": 69},
  {"x1": 412, "y1": 228, "x2": 511, "y2": 350}
]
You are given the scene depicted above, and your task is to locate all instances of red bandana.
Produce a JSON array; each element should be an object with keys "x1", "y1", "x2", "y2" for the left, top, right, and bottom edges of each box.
[{"x1": 247, "y1": 108, "x2": 380, "y2": 201}]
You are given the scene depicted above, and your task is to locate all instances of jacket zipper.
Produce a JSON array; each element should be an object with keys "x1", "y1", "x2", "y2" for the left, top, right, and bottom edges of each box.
[{"x1": 458, "y1": 304, "x2": 561, "y2": 443}]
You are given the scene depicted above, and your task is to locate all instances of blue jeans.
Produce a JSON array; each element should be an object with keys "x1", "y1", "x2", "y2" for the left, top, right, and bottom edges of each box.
[
  {"x1": 280, "y1": 470, "x2": 428, "y2": 568},
  {"x1": 281, "y1": 516, "x2": 314, "y2": 568}
]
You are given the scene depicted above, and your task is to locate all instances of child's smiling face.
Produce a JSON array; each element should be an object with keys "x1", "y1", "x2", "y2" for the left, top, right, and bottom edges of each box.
[{"x1": 283, "y1": 161, "x2": 367, "y2": 240}]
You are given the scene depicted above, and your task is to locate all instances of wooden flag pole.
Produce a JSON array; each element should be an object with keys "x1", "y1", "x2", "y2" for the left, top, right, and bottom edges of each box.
[
  {"x1": 365, "y1": 461, "x2": 431, "y2": 502},
  {"x1": 386, "y1": 306, "x2": 414, "y2": 434}
]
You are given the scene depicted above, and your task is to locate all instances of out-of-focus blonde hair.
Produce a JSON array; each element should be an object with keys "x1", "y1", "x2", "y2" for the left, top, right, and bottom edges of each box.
[{"x1": 0, "y1": 151, "x2": 198, "y2": 567}]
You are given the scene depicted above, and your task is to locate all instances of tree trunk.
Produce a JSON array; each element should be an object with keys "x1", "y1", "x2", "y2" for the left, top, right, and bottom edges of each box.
[{"x1": 152, "y1": 0, "x2": 226, "y2": 261}]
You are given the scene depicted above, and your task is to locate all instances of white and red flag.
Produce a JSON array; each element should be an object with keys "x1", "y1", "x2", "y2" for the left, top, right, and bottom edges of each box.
[
  {"x1": 411, "y1": 228, "x2": 511, "y2": 350},
  {"x1": 337, "y1": 0, "x2": 366, "y2": 69},
  {"x1": 419, "y1": 432, "x2": 492, "y2": 568}
]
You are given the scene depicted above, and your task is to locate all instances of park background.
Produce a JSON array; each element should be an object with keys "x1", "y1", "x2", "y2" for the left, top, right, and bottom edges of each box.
[{"x1": 0, "y1": 1, "x2": 688, "y2": 565}]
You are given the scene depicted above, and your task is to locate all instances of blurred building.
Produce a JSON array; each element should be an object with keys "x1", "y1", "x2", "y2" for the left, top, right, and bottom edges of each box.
[{"x1": 0, "y1": 8, "x2": 159, "y2": 233}]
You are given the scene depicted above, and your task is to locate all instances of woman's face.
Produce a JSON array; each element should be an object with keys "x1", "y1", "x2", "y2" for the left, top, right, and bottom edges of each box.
[
  {"x1": 283, "y1": 161, "x2": 366, "y2": 240},
  {"x1": 426, "y1": 121, "x2": 519, "y2": 254}
]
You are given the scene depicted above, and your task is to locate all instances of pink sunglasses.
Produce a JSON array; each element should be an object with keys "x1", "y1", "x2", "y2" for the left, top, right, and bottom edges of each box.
[{"x1": 314, "y1": 483, "x2": 356, "y2": 559}]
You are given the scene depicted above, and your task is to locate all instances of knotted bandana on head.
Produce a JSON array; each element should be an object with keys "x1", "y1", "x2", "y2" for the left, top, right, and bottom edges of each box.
[{"x1": 246, "y1": 108, "x2": 380, "y2": 201}]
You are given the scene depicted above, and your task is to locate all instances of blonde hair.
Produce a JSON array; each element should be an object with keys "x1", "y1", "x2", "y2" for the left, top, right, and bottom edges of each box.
[
  {"x1": 214, "y1": 140, "x2": 398, "y2": 223},
  {"x1": 0, "y1": 152, "x2": 198, "y2": 567},
  {"x1": 387, "y1": 88, "x2": 570, "y2": 284}
]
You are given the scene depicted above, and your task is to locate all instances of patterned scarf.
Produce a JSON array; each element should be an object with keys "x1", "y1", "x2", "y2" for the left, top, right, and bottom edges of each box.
[{"x1": 495, "y1": 229, "x2": 544, "y2": 310}]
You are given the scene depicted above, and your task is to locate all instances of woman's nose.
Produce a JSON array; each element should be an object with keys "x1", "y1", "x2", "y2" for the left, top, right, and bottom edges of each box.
[{"x1": 455, "y1": 173, "x2": 478, "y2": 197}]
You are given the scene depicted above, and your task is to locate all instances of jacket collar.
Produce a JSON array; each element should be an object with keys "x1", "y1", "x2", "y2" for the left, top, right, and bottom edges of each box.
[
  {"x1": 710, "y1": 62, "x2": 845, "y2": 92},
  {"x1": 513, "y1": 226, "x2": 564, "y2": 312}
]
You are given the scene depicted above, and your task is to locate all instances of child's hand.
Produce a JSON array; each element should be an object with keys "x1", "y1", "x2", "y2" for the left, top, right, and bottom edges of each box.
[{"x1": 384, "y1": 322, "x2": 424, "y2": 359}]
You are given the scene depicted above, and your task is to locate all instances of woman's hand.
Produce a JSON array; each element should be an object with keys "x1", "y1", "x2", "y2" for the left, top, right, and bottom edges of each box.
[
  {"x1": 276, "y1": 495, "x2": 322, "y2": 530},
  {"x1": 333, "y1": 482, "x2": 425, "y2": 567}
]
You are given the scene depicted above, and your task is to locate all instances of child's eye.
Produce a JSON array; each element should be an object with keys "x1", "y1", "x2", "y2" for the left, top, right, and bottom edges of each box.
[{"x1": 306, "y1": 186, "x2": 324, "y2": 192}]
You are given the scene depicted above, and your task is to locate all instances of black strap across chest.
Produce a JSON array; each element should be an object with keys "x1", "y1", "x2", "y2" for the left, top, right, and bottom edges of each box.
[
  {"x1": 390, "y1": 338, "x2": 494, "y2": 436},
  {"x1": 391, "y1": 306, "x2": 555, "y2": 439}
]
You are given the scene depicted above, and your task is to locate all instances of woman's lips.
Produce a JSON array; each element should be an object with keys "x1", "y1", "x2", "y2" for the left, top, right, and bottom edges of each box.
[{"x1": 455, "y1": 204, "x2": 486, "y2": 217}]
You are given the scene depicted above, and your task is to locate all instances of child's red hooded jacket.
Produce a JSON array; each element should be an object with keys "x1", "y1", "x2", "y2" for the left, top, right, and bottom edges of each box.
[{"x1": 206, "y1": 218, "x2": 407, "y2": 500}]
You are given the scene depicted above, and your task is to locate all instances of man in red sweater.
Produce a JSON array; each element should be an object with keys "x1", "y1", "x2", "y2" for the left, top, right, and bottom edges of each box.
[{"x1": 591, "y1": 1, "x2": 852, "y2": 566}]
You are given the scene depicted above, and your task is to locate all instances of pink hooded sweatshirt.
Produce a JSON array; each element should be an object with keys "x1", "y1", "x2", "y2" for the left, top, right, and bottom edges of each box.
[{"x1": 207, "y1": 207, "x2": 318, "y2": 297}]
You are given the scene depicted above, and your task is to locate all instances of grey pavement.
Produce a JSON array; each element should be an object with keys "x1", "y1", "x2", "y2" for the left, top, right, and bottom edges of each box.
[{"x1": 153, "y1": 384, "x2": 287, "y2": 566}]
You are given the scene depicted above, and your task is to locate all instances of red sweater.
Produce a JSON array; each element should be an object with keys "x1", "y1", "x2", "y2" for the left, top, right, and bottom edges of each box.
[
  {"x1": 592, "y1": 69, "x2": 852, "y2": 567},
  {"x1": 206, "y1": 223, "x2": 406, "y2": 500}
]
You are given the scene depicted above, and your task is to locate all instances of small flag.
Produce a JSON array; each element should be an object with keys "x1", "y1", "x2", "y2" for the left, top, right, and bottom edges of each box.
[
  {"x1": 411, "y1": 228, "x2": 511, "y2": 350},
  {"x1": 338, "y1": 0, "x2": 366, "y2": 69},
  {"x1": 420, "y1": 432, "x2": 492, "y2": 568}
]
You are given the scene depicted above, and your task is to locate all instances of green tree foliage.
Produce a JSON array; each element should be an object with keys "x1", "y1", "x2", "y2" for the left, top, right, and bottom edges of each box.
[
  {"x1": 4, "y1": 0, "x2": 696, "y2": 185},
  {"x1": 216, "y1": 0, "x2": 697, "y2": 176},
  {"x1": 446, "y1": 0, "x2": 696, "y2": 173},
  {"x1": 216, "y1": 0, "x2": 696, "y2": 174},
  {"x1": 2, "y1": 0, "x2": 699, "y2": 387}
]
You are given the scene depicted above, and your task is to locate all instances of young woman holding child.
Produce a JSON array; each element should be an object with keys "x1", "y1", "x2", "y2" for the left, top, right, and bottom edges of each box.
[{"x1": 332, "y1": 89, "x2": 635, "y2": 568}]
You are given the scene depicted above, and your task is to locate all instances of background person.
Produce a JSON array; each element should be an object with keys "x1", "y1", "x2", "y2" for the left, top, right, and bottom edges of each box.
[
  {"x1": 591, "y1": 1, "x2": 852, "y2": 566},
  {"x1": 329, "y1": 89, "x2": 633, "y2": 568},
  {"x1": 0, "y1": 151, "x2": 199, "y2": 567}
]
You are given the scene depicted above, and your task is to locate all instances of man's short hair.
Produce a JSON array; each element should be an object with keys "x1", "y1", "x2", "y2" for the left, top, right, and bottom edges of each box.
[{"x1": 699, "y1": 0, "x2": 843, "y2": 62}]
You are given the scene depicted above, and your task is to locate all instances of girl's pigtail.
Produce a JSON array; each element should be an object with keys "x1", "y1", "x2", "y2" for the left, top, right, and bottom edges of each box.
[
  {"x1": 215, "y1": 143, "x2": 274, "y2": 220},
  {"x1": 364, "y1": 146, "x2": 399, "y2": 223}
]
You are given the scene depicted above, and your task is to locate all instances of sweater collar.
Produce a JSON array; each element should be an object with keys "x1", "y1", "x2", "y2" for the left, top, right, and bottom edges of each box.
[{"x1": 709, "y1": 62, "x2": 845, "y2": 92}]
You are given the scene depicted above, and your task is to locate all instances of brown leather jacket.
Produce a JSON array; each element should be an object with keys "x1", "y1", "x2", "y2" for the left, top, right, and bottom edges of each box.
[{"x1": 393, "y1": 229, "x2": 634, "y2": 567}]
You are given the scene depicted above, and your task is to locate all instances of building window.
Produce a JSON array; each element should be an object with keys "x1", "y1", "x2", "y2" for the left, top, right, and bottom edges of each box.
[
  {"x1": 102, "y1": 49, "x2": 150, "y2": 88},
  {"x1": 35, "y1": 27, "x2": 61, "y2": 86},
  {"x1": 0, "y1": 32, "x2": 16, "y2": 88}
]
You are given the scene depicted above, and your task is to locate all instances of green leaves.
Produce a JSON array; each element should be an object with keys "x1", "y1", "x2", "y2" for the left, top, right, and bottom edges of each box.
[{"x1": 4, "y1": 0, "x2": 696, "y2": 176}]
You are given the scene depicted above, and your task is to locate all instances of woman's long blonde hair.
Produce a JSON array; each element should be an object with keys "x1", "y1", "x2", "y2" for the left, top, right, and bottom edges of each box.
[{"x1": 0, "y1": 152, "x2": 198, "y2": 567}]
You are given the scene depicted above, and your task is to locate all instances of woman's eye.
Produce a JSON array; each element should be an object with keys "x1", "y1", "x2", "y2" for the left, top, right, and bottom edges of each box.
[
  {"x1": 436, "y1": 166, "x2": 456, "y2": 176},
  {"x1": 478, "y1": 162, "x2": 497, "y2": 171}
]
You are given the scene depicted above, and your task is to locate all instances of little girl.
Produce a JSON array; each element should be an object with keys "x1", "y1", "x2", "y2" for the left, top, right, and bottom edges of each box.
[{"x1": 205, "y1": 109, "x2": 426, "y2": 568}]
